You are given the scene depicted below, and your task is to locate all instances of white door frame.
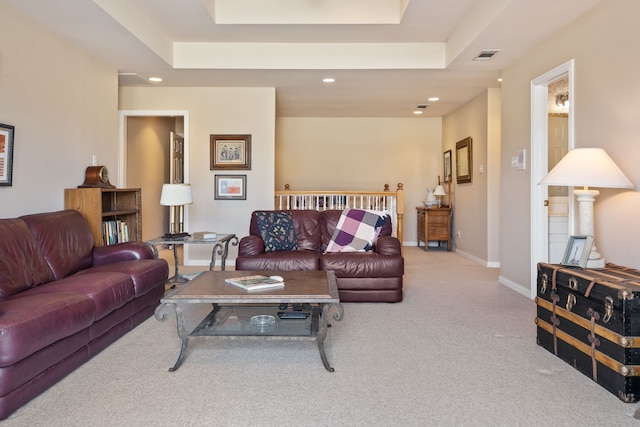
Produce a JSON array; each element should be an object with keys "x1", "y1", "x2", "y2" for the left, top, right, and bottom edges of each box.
[
  {"x1": 530, "y1": 60, "x2": 574, "y2": 298},
  {"x1": 117, "y1": 109, "x2": 191, "y2": 241}
]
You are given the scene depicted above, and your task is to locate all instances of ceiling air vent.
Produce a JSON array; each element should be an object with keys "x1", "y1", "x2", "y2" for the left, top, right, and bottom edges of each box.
[
  {"x1": 416, "y1": 104, "x2": 429, "y2": 109},
  {"x1": 473, "y1": 50, "x2": 501, "y2": 61},
  {"x1": 118, "y1": 73, "x2": 152, "y2": 85}
]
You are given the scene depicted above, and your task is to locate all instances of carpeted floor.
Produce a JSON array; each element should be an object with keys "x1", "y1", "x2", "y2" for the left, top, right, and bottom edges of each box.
[{"x1": 4, "y1": 247, "x2": 640, "y2": 426}]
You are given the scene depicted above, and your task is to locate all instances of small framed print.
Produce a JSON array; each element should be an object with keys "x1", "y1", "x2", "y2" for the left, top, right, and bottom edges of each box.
[
  {"x1": 214, "y1": 175, "x2": 246, "y2": 200},
  {"x1": 210, "y1": 134, "x2": 251, "y2": 170},
  {"x1": 443, "y1": 149, "x2": 452, "y2": 183},
  {"x1": 562, "y1": 235, "x2": 594, "y2": 268},
  {"x1": 0, "y1": 123, "x2": 15, "y2": 186}
]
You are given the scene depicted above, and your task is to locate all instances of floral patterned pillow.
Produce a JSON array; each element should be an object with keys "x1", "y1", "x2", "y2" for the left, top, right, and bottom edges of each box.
[{"x1": 255, "y1": 211, "x2": 298, "y2": 252}]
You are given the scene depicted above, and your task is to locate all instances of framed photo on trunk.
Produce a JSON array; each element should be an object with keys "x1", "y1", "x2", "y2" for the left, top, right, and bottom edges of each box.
[{"x1": 562, "y1": 235, "x2": 594, "y2": 268}]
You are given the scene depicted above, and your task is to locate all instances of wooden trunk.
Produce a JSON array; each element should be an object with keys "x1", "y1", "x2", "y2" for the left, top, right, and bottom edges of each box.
[{"x1": 535, "y1": 262, "x2": 640, "y2": 402}]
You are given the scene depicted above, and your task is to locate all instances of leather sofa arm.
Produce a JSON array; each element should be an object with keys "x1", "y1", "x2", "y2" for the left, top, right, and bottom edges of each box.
[
  {"x1": 373, "y1": 236, "x2": 402, "y2": 255},
  {"x1": 238, "y1": 235, "x2": 265, "y2": 256},
  {"x1": 92, "y1": 242, "x2": 155, "y2": 266}
]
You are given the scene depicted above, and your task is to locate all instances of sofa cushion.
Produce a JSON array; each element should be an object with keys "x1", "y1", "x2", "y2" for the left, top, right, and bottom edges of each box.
[
  {"x1": 325, "y1": 209, "x2": 389, "y2": 252},
  {"x1": 75, "y1": 259, "x2": 169, "y2": 297},
  {"x1": 0, "y1": 292, "x2": 95, "y2": 367},
  {"x1": 236, "y1": 250, "x2": 320, "y2": 271},
  {"x1": 25, "y1": 272, "x2": 134, "y2": 320},
  {"x1": 255, "y1": 211, "x2": 298, "y2": 252},
  {"x1": 321, "y1": 252, "x2": 405, "y2": 277},
  {"x1": 20, "y1": 210, "x2": 94, "y2": 280},
  {"x1": 0, "y1": 219, "x2": 55, "y2": 301}
]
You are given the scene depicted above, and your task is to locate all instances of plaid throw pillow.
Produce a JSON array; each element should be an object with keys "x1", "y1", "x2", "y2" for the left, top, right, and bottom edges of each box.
[
  {"x1": 325, "y1": 209, "x2": 389, "y2": 253},
  {"x1": 255, "y1": 211, "x2": 298, "y2": 252}
]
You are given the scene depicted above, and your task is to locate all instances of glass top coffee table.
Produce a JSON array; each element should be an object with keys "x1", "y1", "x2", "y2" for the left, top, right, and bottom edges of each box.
[{"x1": 154, "y1": 270, "x2": 344, "y2": 372}]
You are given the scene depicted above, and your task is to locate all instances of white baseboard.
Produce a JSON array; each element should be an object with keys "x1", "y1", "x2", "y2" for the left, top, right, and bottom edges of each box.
[
  {"x1": 498, "y1": 275, "x2": 531, "y2": 299},
  {"x1": 455, "y1": 249, "x2": 500, "y2": 269}
]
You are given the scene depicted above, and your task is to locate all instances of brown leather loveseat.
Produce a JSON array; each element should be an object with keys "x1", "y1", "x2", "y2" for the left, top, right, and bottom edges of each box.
[
  {"x1": 236, "y1": 210, "x2": 404, "y2": 302},
  {"x1": 0, "y1": 210, "x2": 169, "y2": 420}
]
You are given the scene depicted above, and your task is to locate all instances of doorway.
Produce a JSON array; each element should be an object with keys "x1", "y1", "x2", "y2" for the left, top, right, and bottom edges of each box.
[
  {"x1": 117, "y1": 110, "x2": 190, "y2": 241},
  {"x1": 530, "y1": 60, "x2": 574, "y2": 298}
]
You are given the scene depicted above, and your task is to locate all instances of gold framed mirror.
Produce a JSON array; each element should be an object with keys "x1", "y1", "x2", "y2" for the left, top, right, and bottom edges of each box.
[{"x1": 456, "y1": 137, "x2": 472, "y2": 184}]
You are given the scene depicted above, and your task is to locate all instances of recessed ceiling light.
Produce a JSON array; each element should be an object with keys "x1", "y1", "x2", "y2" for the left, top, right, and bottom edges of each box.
[
  {"x1": 413, "y1": 110, "x2": 423, "y2": 115},
  {"x1": 322, "y1": 78, "x2": 335, "y2": 83},
  {"x1": 428, "y1": 97, "x2": 439, "y2": 102},
  {"x1": 497, "y1": 78, "x2": 503, "y2": 82},
  {"x1": 148, "y1": 76, "x2": 163, "y2": 82}
]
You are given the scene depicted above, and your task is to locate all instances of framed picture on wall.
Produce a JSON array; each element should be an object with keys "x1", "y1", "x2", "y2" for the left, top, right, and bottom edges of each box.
[
  {"x1": 443, "y1": 149, "x2": 452, "y2": 183},
  {"x1": 210, "y1": 134, "x2": 251, "y2": 170},
  {"x1": 214, "y1": 174, "x2": 247, "y2": 200},
  {"x1": 455, "y1": 137, "x2": 472, "y2": 184},
  {"x1": 0, "y1": 123, "x2": 15, "y2": 186}
]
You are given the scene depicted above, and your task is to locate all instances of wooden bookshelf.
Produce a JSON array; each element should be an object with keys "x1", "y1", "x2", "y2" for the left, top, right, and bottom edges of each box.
[{"x1": 64, "y1": 187, "x2": 142, "y2": 246}]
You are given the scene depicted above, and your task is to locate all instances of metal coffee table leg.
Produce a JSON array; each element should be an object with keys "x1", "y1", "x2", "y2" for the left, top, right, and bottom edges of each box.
[
  {"x1": 317, "y1": 302, "x2": 344, "y2": 372},
  {"x1": 155, "y1": 302, "x2": 192, "y2": 372}
]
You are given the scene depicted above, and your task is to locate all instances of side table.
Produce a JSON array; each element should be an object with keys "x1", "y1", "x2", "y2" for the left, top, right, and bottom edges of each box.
[
  {"x1": 146, "y1": 234, "x2": 238, "y2": 286},
  {"x1": 416, "y1": 206, "x2": 452, "y2": 251}
]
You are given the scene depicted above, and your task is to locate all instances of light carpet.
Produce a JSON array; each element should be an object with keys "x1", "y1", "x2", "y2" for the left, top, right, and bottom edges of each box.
[{"x1": 4, "y1": 248, "x2": 640, "y2": 426}]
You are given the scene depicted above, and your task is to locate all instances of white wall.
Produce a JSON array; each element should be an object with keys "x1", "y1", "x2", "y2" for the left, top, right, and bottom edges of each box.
[
  {"x1": 118, "y1": 87, "x2": 276, "y2": 264},
  {"x1": 500, "y1": 0, "x2": 640, "y2": 293},
  {"x1": 275, "y1": 117, "x2": 442, "y2": 244},
  {"x1": 0, "y1": 4, "x2": 118, "y2": 218}
]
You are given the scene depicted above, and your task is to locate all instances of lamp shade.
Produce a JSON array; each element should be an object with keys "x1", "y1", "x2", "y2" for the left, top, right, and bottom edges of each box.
[
  {"x1": 160, "y1": 183, "x2": 193, "y2": 206},
  {"x1": 539, "y1": 148, "x2": 634, "y2": 189},
  {"x1": 433, "y1": 185, "x2": 447, "y2": 196}
]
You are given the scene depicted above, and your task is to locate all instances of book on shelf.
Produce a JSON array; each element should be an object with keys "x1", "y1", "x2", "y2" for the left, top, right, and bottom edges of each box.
[
  {"x1": 193, "y1": 231, "x2": 217, "y2": 240},
  {"x1": 101, "y1": 220, "x2": 130, "y2": 245},
  {"x1": 224, "y1": 275, "x2": 285, "y2": 291}
]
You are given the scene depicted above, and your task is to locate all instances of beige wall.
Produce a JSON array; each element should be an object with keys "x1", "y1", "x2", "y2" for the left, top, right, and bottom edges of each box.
[
  {"x1": 0, "y1": 4, "x2": 118, "y2": 218},
  {"x1": 443, "y1": 89, "x2": 501, "y2": 266},
  {"x1": 126, "y1": 116, "x2": 178, "y2": 240},
  {"x1": 500, "y1": 0, "x2": 640, "y2": 292},
  {"x1": 119, "y1": 87, "x2": 276, "y2": 264},
  {"x1": 275, "y1": 117, "x2": 442, "y2": 244}
]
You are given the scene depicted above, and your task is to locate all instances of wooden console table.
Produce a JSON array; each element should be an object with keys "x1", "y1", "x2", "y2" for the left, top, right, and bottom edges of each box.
[{"x1": 416, "y1": 206, "x2": 452, "y2": 251}]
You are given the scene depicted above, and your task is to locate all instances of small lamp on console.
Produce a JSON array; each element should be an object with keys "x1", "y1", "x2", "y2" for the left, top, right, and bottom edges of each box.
[
  {"x1": 539, "y1": 148, "x2": 634, "y2": 268},
  {"x1": 433, "y1": 185, "x2": 446, "y2": 207},
  {"x1": 160, "y1": 183, "x2": 193, "y2": 239}
]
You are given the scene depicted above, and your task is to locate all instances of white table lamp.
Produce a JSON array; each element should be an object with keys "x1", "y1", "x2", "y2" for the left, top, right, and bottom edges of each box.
[
  {"x1": 434, "y1": 185, "x2": 447, "y2": 207},
  {"x1": 160, "y1": 183, "x2": 193, "y2": 239},
  {"x1": 539, "y1": 148, "x2": 634, "y2": 268}
]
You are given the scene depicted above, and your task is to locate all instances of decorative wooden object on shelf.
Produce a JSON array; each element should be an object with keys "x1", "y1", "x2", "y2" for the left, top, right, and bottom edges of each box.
[
  {"x1": 78, "y1": 166, "x2": 115, "y2": 188},
  {"x1": 416, "y1": 206, "x2": 452, "y2": 251},
  {"x1": 64, "y1": 187, "x2": 142, "y2": 246}
]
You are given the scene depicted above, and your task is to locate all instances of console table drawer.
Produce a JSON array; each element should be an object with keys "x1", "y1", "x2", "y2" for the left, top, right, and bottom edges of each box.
[{"x1": 416, "y1": 206, "x2": 452, "y2": 251}]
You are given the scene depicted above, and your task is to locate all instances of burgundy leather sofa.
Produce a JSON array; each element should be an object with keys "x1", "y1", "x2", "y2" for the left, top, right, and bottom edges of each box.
[
  {"x1": 0, "y1": 210, "x2": 168, "y2": 420},
  {"x1": 236, "y1": 210, "x2": 404, "y2": 302}
]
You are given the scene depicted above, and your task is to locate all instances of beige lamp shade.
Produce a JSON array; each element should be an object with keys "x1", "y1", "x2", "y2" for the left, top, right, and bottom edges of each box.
[
  {"x1": 160, "y1": 184, "x2": 193, "y2": 206},
  {"x1": 434, "y1": 185, "x2": 447, "y2": 196},
  {"x1": 539, "y1": 148, "x2": 634, "y2": 189}
]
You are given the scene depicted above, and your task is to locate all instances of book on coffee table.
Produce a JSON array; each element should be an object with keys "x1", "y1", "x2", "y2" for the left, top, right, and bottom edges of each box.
[
  {"x1": 224, "y1": 275, "x2": 285, "y2": 291},
  {"x1": 193, "y1": 231, "x2": 217, "y2": 240}
]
